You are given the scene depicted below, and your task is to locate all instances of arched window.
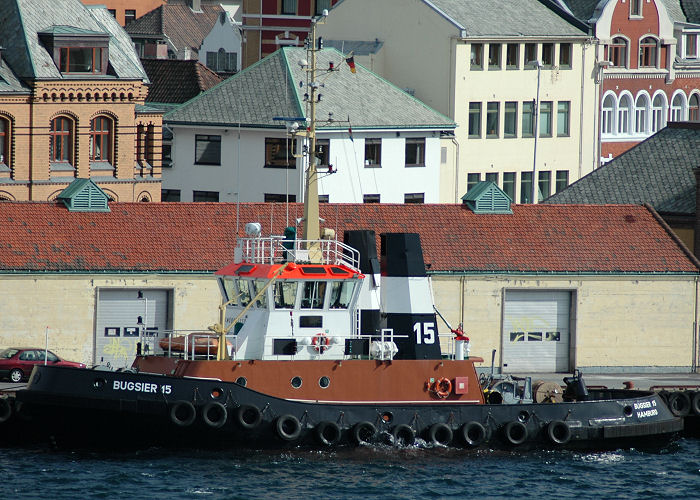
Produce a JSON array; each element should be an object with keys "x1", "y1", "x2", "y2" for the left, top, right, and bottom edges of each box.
[
  {"x1": 670, "y1": 94, "x2": 685, "y2": 122},
  {"x1": 690, "y1": 94, "x2": 700, "y2": 122},
  {"x1": 639, "y1": 37, "x2": 658, "y2": 67},
  {"x1": 602, "y1": 95, "x2": 615, "y2": 135},
  {"x1": 635, "y1": 94, "x2": 649, "y2": 134},
  {"x1": 609, "y1": 37, "x2": 628, "y2": 67},
  {"x1": 90, "y1": 116, "x2": 113, "y2": 162},
  {"x1": 50, "y1": 116, "x2": 73, "y2": 163},
  {"x1": 618, "y1": 95, "x2": 632, "y2": 134},
  {"x1": 0, "y1": 117, "x2": 9, "y2": 166},
  {"x1": 651, "y1": 94, "x2": 666, "y2": 132}
]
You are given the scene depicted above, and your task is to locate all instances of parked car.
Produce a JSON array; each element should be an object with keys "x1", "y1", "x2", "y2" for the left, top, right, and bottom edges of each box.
[{"x1": 0, "y1": 348, "x2": 86, "y2": 382}]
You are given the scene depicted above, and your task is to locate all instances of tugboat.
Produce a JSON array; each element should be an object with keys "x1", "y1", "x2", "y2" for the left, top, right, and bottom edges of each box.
[{"x1": 0, "y1": 11, "x2": 683, "y2": 451}]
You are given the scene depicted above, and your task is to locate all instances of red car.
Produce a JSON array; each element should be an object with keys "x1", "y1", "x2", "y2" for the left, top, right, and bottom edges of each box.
[{"x1": 0, "y1": 347, "x2": 86, "y2": 382}]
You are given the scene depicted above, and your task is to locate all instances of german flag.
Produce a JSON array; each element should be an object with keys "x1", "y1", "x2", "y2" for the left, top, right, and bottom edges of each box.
[{"x1": 345, "y1": 56, "x2": 356, "y2": 74}]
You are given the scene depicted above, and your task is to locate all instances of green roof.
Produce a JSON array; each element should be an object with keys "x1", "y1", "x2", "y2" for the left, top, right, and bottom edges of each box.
[
  {"x1": 462, "y1": 181, "x2": 513, "y2": 214},
  {"x1": 57, "y1": 178, "x2": 110, "y2": 212}
]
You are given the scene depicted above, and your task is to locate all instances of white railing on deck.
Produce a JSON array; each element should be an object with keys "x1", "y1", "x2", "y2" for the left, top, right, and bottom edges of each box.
[{"x1": 236, "y1": 237, "x2": 360, "y2": 271}]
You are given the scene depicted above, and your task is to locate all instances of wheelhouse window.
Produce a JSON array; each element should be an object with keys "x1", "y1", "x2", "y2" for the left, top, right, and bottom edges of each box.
[
  {"x1": 301, "y1": 281, "x2": 326, "y2": 309},
  {"x1": 405, "y1": 138, "x2": 425, "y2": 166},
  {"x1": 329, "y1": 281, "x2": 355, "y2": 309},
  {"x1": 559, "y1": 43, "x2": 572, "y2": 69},
  {"x1": 506, "y1": 44, "x2": 519, "y2": 69},
  {"x1": 50, "y1": 116, "x2": 73, "y2": 163},
  {"x1": 639, "y1": 37, "x2": 658, "y2": 68},
  {"x1": 470, "y1": 43, "x2": 483, "y2": 70},
  {"x1": 609, "y1": 37, "x2": 628, "y2": 67},
  {"x1": 90, "y1": 116, "x2": 112, "y2": 163},
  {"x1": 364, "y1": 139, "x2": 381, "y2": 166},
  {"x1": 60, "y1": 47, "x2": 103, "y2": 74},
  {"x1": 195, "y1": 134, "x2": 221, "y2": 165},
  {"x1": 265, "y1": 137, "x2": 295, "y2": 168},
  {"x1": 251, "y1": 280, "x2": 268, "y2": 308},
  {"x1": 0, "y1": 117, "x2": 9, "y2": 166},
  {"x1": 274, "y1": 281, "x2": 298, "y2": 309}
]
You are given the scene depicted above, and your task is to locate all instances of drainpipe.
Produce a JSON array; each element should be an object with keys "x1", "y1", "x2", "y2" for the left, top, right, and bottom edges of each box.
[{"x1": 451, "y1": 137, "x2": 460, "y2": 203}]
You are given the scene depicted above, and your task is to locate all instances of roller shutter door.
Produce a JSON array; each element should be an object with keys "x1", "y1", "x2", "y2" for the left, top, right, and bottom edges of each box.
[
  {"x1": 95, "y1": 289, "x2": 169, "y2": 369},
  {"x1": 502, "y1": 290, "x2": 570, "y2": 372}
]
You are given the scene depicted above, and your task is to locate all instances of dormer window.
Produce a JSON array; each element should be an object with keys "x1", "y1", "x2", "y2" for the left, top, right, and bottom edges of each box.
[
  {"x1": 60, "y1": 47, "x2": 103, "y2": 73},
  {"x1": 39, "y1": 27, "x2": 109, "y2": 76}
]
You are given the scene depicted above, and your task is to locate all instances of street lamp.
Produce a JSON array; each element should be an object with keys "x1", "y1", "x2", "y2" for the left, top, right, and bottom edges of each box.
[{"x1": 529, "y1": 60, "x2": 542, "y2": 204}]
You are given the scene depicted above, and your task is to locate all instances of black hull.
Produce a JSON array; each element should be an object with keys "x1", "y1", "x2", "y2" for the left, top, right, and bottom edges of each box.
[{"x1": 0, "y1": 366, "x2": 683, "y2": 452}]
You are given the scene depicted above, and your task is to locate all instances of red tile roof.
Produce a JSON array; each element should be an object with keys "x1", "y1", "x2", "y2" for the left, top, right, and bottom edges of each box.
[
  {"x1": 142, "y1": 58, "x2": 222, "y2": 104},
  {"x1": 0, "y1": 202, "x2": 697, "y2": 274}
]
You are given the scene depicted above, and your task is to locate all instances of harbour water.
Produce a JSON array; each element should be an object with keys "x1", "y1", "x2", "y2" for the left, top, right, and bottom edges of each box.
[{"x1": 2, "y1": 438, "x2": 699, "y2": 499}]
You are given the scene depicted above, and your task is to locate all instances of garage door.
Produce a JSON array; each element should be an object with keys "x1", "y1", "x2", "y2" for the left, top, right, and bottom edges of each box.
[
  {"x1": 95, "y1": 289, "x2": 169, "y2": 369},
  {"x1": 502, "y1": 290, "x2": 570, "y2": 372}
]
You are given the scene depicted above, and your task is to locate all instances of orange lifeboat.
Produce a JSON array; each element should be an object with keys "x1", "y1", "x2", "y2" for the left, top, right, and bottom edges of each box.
[{"x1": 159, "y1": 333, "x2": 232, "y2": 355}]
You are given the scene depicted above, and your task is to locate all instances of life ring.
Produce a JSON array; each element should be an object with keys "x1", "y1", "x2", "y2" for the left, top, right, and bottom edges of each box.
[
  {"x1": 275, "y1": 414, "x2": 302, "y2": 441},
  {"x1": 202, "y1": 402, "x2": 228, "y2": 428},
  {"x1": 315, "y1": 421, "x2": 342, "y2": 446},
  {"x1": 691, "y1": 391, "x2": 700, "y2": 416},
  {"x1": 460, "y1": 421, "x2": 487, "y2": 447},
  {"x1": 668, "y1": 391, "x2": 691, "y2": 417},
  {"x1": 431, "y1": 377, "x2": 452, "y2": 399},
  {"x1": 352, "y1": 421, "x2": 376, "y2": 445},
  {"x1": 236, "y1": 404, "x2": 262, "y2": 429},
  {"x1": 311, "y1": 333, "x2": 331, "y2": 354},
  {"x1": 503, "y1": 421, "x2": 528, "y2": 445},
  {"x1": 546, "y1": 420, "x2": 571, "y2": 445},
  {"x1": 428, "y1": 422, "x2": 453, "y2": 446},
  {"x1": 0, "y1": 398, "x2": 11, "y2": 424},
  {"x1": 391, "y1": 424, "x2": 415, "y2": 446},
  {"x1": 170, "y1": 401, "x2": 196, "y2": 427}
]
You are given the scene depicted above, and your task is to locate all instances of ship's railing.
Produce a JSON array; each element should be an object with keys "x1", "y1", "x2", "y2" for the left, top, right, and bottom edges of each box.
[{"x1": 236, "y1": 237, "x2": 360, "y2": 271}]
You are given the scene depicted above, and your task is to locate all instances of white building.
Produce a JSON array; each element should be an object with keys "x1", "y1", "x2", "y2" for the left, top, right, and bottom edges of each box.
[
  {"x1": 162, "y1": 47, "x2": 456, "y2": 203},
  {"x1": 199, "y1": 8, "x2": 242, "y2": 74}
]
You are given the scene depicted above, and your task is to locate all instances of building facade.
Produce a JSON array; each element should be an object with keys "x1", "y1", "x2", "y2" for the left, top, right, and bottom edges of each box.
[{"x1": 0, "y1": 0, "x2": 162, "y2": 202}]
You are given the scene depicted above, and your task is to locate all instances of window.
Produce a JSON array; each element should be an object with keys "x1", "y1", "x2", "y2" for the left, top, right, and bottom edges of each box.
[
  {"x1": 195, "y1": 134, "x2": 221, "y2": 165},
  {"x1": 639, "y1": 37, "x2": 657, "y2": 68},
  {"x1": 364, "y1": 139, "x2": 381, "y2": 166},
  {"x1": 60, "y1": 47, "x2": 103, "y2": 74},
  {"x1": 503, "y1": 172, "x2": 515, "y2": 200},
  {"x1": 108, "y1": 9, "x2": 116, "y2": 18},
  {"x1": 542, "y1": 44, "x2": 554, "y2": 68},
  {"x1": 50, "y1": 116, "x2": 73, "y2": 163},
  {"x1": 467, "y1": 173, "x2": 480, "y2": 192},
  {"x1": 315, "y1": 0, "x2": 331, "y2": 15},
  {"x1": 539, "y1": 101, "x2": 553, "y2": 137},
  {"x1": 404, "y1": 193, "x2": 424, "y2": 204},
  {"x1": 125, "y1": 9, "x2": 136, "y2": 25},
  {"x1": 282, "y1": 0, "x2": 297, "y2": 15},
  {"x1": 0, "y1": 117, "x2": 9, "y2": 166},
  {"x1": 609, "y1": 37, "x2": 628, "y2": 67},
  {"x1": 485, "y1": 172, "x2": 498, "y2": 184},
  {"x1": 630, "y1": 0, "x2": 642, "y2": 17},
  {"x1": 524, "y1": 43, "x2": 537, "y2": 65},
  {"x1": 314, "y1": 139, "x2": 329, "y2": 167},
  {"x1": 193, "y1": 191, "x2": 219, "y2": 202},
  {"x1": 635, "y1": 94, "x2": 649, "y2": 133},
  {"x1": 265, "y1": 137, "x2": 295, "y2": 168},
  {"x1": 555, "y1": 171, "x2": 569, "y2": 193},
  {"x1": 690, "y1": 94, "x2": 699, "y2": 122},
  {"x1": 686, "y1": 34, "x2": 698, "y2": 58},
  {"x1": 274, "y1": 281, "x2": 298, "y2": 309},
  {"x1": 486, "y1": 102, "x2": 499, "y2": 137},
  {"x1": 488, "y1": 44, "x2": 501, "y2": 69},
  {"x1": 520, "y1": 172, "x2": 533, "y2": 204},
  {"x1": 405, "y1": 138, "x2": 425, "y2": 166},
  {"x1": 602, "y1": 95, "x2": 614, "y2": 135},
  {"x1": 329, "y1": 281, "x2": 355, "y2": 309},
  {"x1": 90, "y1": 116, "x2": 112, "y2": 163},
  {"x1": 538, "y1": 171, "x2": 551, "y2": 201},
  {"x1": 264, "y1": 193, "x2": 296, "y2": 202},
  {"x1": 161, "y1": 189, "x2": 181, "y2": 202},
  {"x1": 318, "y1": 194, "x2": 329, "y2": 203},
  {"x1": 504, "y1": 102, "x2": 517, "y2": 137},
  {"x1": 301, "y1": 281, "x2": 326, "y2": 309},
  {"x1": 618, "y1": 95, "x2": 632, "y2": 134},
  {"x1": 670, "y1": 94, "x2": 684, "y2": 122},
  {"x1": 506, "y1": 44, "x2": 519, "y2": 69},
  {"x1": 468, "y1": 102, "x2": 481, "y2": 138},
  {"x1": 651, "y1": 94, "x2": 666, "y2": 132},
  {"x1": 207, "y1": 49, "x2": 237, "y2": 72},
  {"x1": 522, "y1": 101, "x2": 534, "y2": 137},
  {"x1": 559, "y1": 43, "x2": 572, "y2": 68},
  {"x1": 470, "y1": 44, "x2": 483, "y2": 70},
  {"x1": 363, "y1": 194, "x2": 380, "y2": 203},
  {"x1": 557, "y1": 101, "x2": 570, "y2": 137}
]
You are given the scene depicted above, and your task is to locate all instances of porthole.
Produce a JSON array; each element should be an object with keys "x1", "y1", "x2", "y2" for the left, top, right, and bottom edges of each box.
[
  {"x1": 235, "y1": 377, "x2": 247, "y2": 387},
  {"x1": 623, "y1": 405, "x2": 633, "y2": 417},
  {"x1": 517, "y1": 410, "x2": 530, "y2": 423},
  {"x1": 211, "y1": 387, "x2": 224, "y2": 399},
  {"x1": 319, "y1": 376, "x2": 330, "y2": 389},
  {"x1": 381, "y1": 411, "x2": 393, "y2": 424},
  {"x1": 291, "y1": 376, "x2": 303, "y2": 389}
]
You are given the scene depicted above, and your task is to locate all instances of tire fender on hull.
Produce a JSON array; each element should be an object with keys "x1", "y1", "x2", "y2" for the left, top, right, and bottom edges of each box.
[
  {"x1": 170, "y1": 401, "x2": 196, "y2": 427},
  {"x1": 692, "y1": 391, "x2": 700, "y2": 416},
  {"x1": 236, "y1": 405, "x2": 262, "y2": 429},
  {"x1": 546, "y1": 420, "x2": 571, "y2": 445},
  {"x1": 427, "y1": 422, "x2": 453, "y2": 446},
  {"x1": 503, "y1": 421, "x2": 528, "y2": 446},
  {"x1": 352, "y1": 421, "x2": 376, "y2": 445},
  {"x1": 461, "y1": 421, "x2": 487, "y2": 447},
  {"x1": 391, "y1": 424, "x2": 415, "y2": 447},
  {"x1": 202, "y1": 402, "x2": 228, "y2": 428},
  {"x1": 315, "y1": 421, "x2": 342, "y2": 446},
  {"x1": 275, "y1": 414, "x2": 302, "y2": 441},
  {"x1": 668, "y1": 391, "x2": 691, "y2": 417}
]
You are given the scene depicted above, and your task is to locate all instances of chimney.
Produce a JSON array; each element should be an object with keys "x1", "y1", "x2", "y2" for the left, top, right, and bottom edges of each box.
[
  {"x1": 694, "y1": 167, "x2": 700, "y2": 259},
  {"x1": 189, "y1": 0, "x2": 202, "y2": 12}
]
